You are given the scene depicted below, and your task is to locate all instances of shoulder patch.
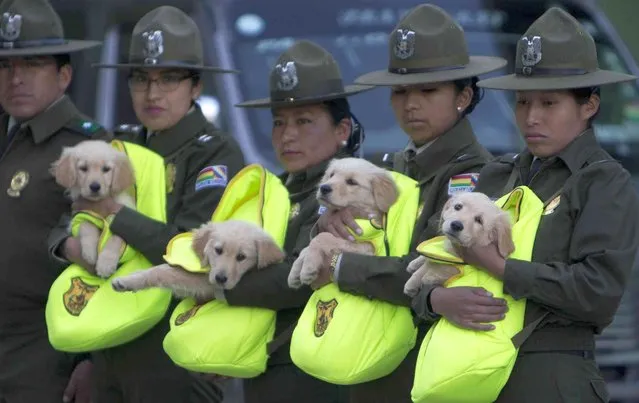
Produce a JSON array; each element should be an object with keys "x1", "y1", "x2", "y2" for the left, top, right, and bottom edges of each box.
[
  {"x1": 448, "y1": 173, "x2": 479, "y2": 196},
  {"x1": 67, "y1": 118, "x2": 105, "y2": 137},
  {"x1": 195, "y1": 165, "x2": 228, "y2": 191}
]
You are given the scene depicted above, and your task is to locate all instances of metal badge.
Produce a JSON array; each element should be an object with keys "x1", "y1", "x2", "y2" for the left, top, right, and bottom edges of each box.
[
  {"x1": 521, "y1": 36, "x2": 542, "y2": 76},
  {"x1": 0, "y1": 12, "x2": 22, "y2": 48},
  {"x1": 289, "y1": 202, "x2": 300, "y2": 220},
  {"x1": 274, "y1": 61, "x2": 298, "y2": 91},
  {"x1": 394, "y1": 29, "x2": 415, "y2": 60},
  {"x1": 142, "y1": 30, "x2": 164, "y2": 65},
  {"x1": 7, "y1": 170, "x2": 29, "y2": 198}
]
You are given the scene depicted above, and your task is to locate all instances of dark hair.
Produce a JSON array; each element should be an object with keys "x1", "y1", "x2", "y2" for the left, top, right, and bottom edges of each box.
[
  {"x1": 53, "y1": 54, "x2": 71, "y2": 70},
  {"x1": 570, "y1": 86, "x2": 601, "y2": 126},
  {"x1": 323, "y1": 98, "x2": 364, "y2": 154},
  {"x1": 452, "y1": 76, "x2": 483, "y2": 117}
]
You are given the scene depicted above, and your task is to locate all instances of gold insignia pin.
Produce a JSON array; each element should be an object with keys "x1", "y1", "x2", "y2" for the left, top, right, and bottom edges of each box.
[
  {"x1": 165, "y1": 163, "x2": 177, "y2": 194},
  {"x1": 289, "y1": 202, "x2": 300, "y2": 220},
  {"x1": 416, "y1": 202, "x2": 425, "y2": 221},
  {"x1": 543, "y1": 195, "x2": 561, "y2": 215},
  {"x1": 7, "y1": 170, "x2": 29, "y2": 198}
]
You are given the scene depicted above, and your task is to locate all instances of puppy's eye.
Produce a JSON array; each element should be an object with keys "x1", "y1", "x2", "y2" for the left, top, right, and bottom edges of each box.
[
  {"x1": 236, "y1": 253, "x2": 246, "y2": 262},
  {"x1": 329, "y1": 173, "x2": 334, "y2": 178},
  {"x1": 102, "y1": 166, "x2": 111, "y2": 173},
  {"x1": 79, "y1": 166, "x2": 88, "y2": 172},
  {"x1": 346, "y1": 178, "x2": 358, "y2": 186},
  {"x1": 474, "y1": 215, "x2": 483, "y2": 225},
  {"x1": 214, "y1": 246, "x2": 223, "y2": 255},
  {"x1": 454, "y1": 203, "x2": 463, "y2": 211}
]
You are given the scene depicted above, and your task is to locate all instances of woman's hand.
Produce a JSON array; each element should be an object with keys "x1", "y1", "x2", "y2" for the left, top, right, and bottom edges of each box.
[
  {"x1": 455, "y1": 243, "x2": 506, "y2": 278},
  {"x1": 316, "y1": 207, "x2": 369, "y2": 241},
  {"x1": 72, "y1": 198, "x2": 123, "y2": 218},
  {"x1": 430, "y1": 286, "x2": 508, "y2": 331}
]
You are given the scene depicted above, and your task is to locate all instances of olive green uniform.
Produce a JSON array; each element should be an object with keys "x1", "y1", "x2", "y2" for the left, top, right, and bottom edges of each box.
[
  {"x1": 476, "y1": 131, "x2": 637, "y2": 402},
  {"x1": 225, "y1": 155, "x2": 348, "y2": 403},
  {"x1": 334, "y1": 118, "x2": 492, "y2": 402},
  {"x1": 0, "y1": 96, "x2": 111, "y2": 403},
  {"x1": 48, "y1": 105, "x2": 245, "y2": 403}
]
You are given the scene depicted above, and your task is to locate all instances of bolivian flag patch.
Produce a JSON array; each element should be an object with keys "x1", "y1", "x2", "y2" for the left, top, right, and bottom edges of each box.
[
  {"x1": 448, "y1": 173, "x2": 479, "y2": 195},
  {"x1": 195, "y1": 165, "x2": 228, "y2": 191}
]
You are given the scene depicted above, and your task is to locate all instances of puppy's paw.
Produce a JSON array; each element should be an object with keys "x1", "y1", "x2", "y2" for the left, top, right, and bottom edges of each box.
[
  {"x1": 111, "y1": 278, "x2": 131, "y2": 292},
  {"x1": 95, "y1": 251, "x2": 119, "y2": 278},
  {"x1": 407, "y1": 255, "x2": 426, "y2": 274},
  {"x1": 288, "y1": 249, "x2": 307, "y2": 289},
  {"x1": 299, "y1": 250, "x2": 323, "y2": 285},
  {"x1": 81, "y1": 247, "x2": 98, "y2": 266},
  {"x1": 403, "y1": 273, "x2": 422, "y2": 298},
  {"x1": 111, "y1": 273, "x2": 144, "y2": 292}
]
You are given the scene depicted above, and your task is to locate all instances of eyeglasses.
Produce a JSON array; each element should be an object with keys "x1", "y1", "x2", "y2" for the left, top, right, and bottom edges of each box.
[{"x1": 128, "y1": 73, "x2": 195, "y2": 92}]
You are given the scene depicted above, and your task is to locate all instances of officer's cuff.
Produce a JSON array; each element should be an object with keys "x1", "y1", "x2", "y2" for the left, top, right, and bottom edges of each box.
[
  {"x1": 50, "y1": 237, "x2": 71, "y2": 266},
  {"x1": 411, "y1": 285, "x2": 442, "y2": 322}
]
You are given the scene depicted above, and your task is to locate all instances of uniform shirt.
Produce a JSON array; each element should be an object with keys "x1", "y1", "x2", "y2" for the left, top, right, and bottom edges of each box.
[{"x1": 0, "y1": 95, "x2": 110, "y2": 339}]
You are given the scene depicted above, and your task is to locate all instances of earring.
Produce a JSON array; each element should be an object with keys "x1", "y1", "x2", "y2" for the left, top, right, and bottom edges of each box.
[
  {"x1": 341, "y1": 140, "x2": 348, "y2": 147},
  {"x1": 457, "y1": 106, "x2": 462, "y2": 112}
]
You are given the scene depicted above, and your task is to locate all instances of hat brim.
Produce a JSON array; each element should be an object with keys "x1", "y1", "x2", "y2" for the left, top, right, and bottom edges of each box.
[
  {"x1": 354, "y1": 56, "x2": 507, "y2": 86},
  {"x1": 0, "y1": 40, "x2": 101, "y2": 56},
  {"x1": 92, "y1": 62, "x2": 239, "y2": 74},
  {"x1": 235, "y1": 84, "x2": 373, "y2": 108},
  {"x1": 477, "y1": 69, "x2": 637, "y2": 90}
]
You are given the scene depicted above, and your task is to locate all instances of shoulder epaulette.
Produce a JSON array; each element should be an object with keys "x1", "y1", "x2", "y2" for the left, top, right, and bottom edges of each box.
[
  {"x1": 66, "y1": 118, "x2": 106, "y2": 137},
  {"x1": 114, "y1": 123, "x2": 143, "y2": 135},
  {"x1": 496, "y1": 153, "x2": 518, "y2": 164}
]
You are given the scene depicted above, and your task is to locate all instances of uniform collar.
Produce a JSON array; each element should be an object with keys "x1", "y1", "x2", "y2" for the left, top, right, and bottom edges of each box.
[
  {"x1": 409, "y1": 117, "x2": 478, "y2": 182},
  {"x1": 145, "y1": 104, "x2": 210, "y2": 156},
  {"x1": 8, "y1": 95, "x2": 78, "y2": 143},
  {"x1": 404, "y1": 138, "x2": 436, "y2": 161},
  {"x1": 516, "y1": 129, "x2": 601, "y2": 173}
]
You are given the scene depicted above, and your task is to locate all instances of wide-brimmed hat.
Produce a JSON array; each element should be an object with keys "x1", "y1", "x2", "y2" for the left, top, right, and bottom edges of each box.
[
  {"x1": 354, "y1": 4, "x2": 507, "y2": 87},
  {"x1": 94, "y1": 6, "x2": 237, "y2": 73},
  {"x1": 0, "y1": 0, "x2": 100, "y2": 57},
  {"x1": 478, "y1": 7, "x2": 637, "y2": 91},
  {"x1": 236, "y1": 40, "x2": 372, "y2": 108}
]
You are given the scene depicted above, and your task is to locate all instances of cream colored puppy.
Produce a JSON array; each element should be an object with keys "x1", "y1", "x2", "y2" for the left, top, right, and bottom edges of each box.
[
  {"x1": 51, "y1": 140, "x2": 136, "y2": 278},
  {"x1": 404, "y1": 192, "x2": 515, "y2": 297},
  {"x1": 111, "y1": 220, "x2": 286, "y2": 301},
  {"x1": 288, "y1": 158, "x2": 398, "y2": 288}
]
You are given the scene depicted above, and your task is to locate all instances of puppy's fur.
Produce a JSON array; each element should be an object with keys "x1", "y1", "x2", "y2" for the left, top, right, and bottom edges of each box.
[
  {"x1": 288, "y1": 158, "x2": 399, "y2": 288},
  {"x1": 404, "y1": 192, "x2": 515, "y2": 297},
  {"x1": 52, "y1": 140, "x2": 136, "y2": 278},
  {"x1": 111, "y1": 220, "x2": 286, "y2": 301}
]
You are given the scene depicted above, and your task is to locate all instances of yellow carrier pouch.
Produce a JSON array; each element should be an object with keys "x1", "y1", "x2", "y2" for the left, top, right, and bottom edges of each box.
[
  {"x1": 411, "y1": 186, "x2": 544, "y2": 403},
  {"x1": 46, "y1": 140, "x2": 171, "y2": 353},
  {"x1": 162, "y1": 164, "x2": 290, "y2": 378},
  {"x1": 290, "y1": 171, "x2": 420, "y2": 385}
]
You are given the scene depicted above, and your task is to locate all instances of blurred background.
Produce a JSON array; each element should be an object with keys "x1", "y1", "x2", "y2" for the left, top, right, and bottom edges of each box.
[{"x1": 52, "y1": 0, "x2": 639, "y2": 401}]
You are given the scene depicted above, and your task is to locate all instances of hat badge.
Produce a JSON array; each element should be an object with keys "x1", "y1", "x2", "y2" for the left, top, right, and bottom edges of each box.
[
  {"x1": 521, "y1": 36, "x2": 542, "y2": 76},
  {"x1": 275, "y1": 61, "x2": 298, "y2": 91},
  {"x1": 0, "y1": 12, "x2": 22, "y2": 47},
  {"x1": 393, "y1": 29, "x2": 415, "y2": 60},
  {"x1": 142, "y1": 30, "x2": 164, "y2": 65}
]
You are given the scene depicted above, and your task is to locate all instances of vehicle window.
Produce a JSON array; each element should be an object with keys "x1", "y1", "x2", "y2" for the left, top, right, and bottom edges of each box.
[{"x1": 225, "y1": 0, "x2": 639, "y2": 172}]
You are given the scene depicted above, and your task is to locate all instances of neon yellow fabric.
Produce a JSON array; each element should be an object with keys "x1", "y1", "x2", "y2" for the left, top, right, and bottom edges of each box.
[
  {"x1": 162, "y1": 164, "x2": 289, "y2": 378},
  {"x1": 290, "y1": 171, "x2": 420, "y2": 385},
  {"x1": 411, "y1": 186, "x2": 543, "y2": 403},
  {"x1": 45, "y1": 140, "x2": 171, "y2": 353}
]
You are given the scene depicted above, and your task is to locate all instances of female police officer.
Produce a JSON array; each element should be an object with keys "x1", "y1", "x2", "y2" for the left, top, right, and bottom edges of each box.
[
  {"x1": 427, "y1": 7, "x2": 639, "y2": 402},
  {"x1": 221, "y1": 40, "x2": 370, "y2": 403},
  {"x1": 312, "y1": 4, "x2": 507, "y2": 401},
  {"x1": 53, "y1": 6, "x2": 244, "y2": 403}
]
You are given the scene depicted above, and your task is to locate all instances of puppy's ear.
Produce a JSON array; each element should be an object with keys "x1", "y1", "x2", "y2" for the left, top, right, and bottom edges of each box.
[
  {"x1": 371, "y1": 172, "x2": 399, "y2": 213},
  {"x1": 254, "y1": 234, "x2": 285, "y2": 269},
  {"x1": 492, "y1": 212, "x2": 515, "y2": 258},
  {"x1": 51, "y1": 148, "x2": 77, "y2": 189},
  {"x1": 192, "y1": 224, "x2": 215, "y2": 267},
  {"x1": 111, "y1": 153, "x2": 135, "y2": 195}
]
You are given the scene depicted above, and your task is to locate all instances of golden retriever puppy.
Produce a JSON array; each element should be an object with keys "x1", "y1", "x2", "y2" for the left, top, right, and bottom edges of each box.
[
  {"x1": 51, "y1": 140, "x2": 136, "y2": 278},
  {"x1": 288, "y1": 158, "x2": 399, "y2": 288},
  {"x1": 111, "y1": 220, "x2": 286, "y2": 301},
  {"x1": 403, "y1": 192, "x2": 515, "y2": 297}
]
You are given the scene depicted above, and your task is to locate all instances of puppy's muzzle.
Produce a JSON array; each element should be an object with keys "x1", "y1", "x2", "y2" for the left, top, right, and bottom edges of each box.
[
  {"x1": 89, "y1": 182, "x2": 101, "y2": 194},
  {"x1": 214, "y1": 272, "x2": 228, "y2": 285},
  {"x1": 450, "y1": 220, "x2": 464, "y2": 232},
  {"x1": 319, "y1": 184, "x2": 332, "y2": 196}
]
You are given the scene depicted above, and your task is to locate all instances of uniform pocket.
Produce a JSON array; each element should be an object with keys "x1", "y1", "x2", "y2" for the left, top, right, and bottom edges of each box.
[{"x1": 590, "y1": 379, "x2": 610, "y2": 402}]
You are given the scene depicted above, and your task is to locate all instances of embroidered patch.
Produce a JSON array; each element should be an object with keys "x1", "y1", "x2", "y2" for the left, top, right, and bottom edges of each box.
[
  {"x1": 314, "y1": 298, "x2": 338, "y2": 337},
  {"x1": 63, "y1": 277, "x2": 99, "y2": 316},
  {"x1": 543, "y1": 195, "x2": 561, "y2": 215},
  {"x1": 448, "y1": 173, "x2": 479, "y2": 195},
  {"x1": 317, "y1": 205, "x2": 327, "y2": 215},
  {"x1": 195, "y1": 165, "x2": 228, "y2": 191}
]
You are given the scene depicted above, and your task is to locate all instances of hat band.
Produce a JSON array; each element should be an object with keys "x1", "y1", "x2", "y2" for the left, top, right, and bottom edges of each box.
[
  {"x1": 388, "y1": 64, "x2": 466, "y2": 75},
  {"x1": 0, "y1": 38, "x2": 66, "y2": 50},
  {"x1": 515, "y1": 67, "x2": 588, "y2": 77},
  {"x1": 271, "y1": 78, "x2": 345, "y2": 102},
  {"x1": 129, "y1": 58, "x2": 203, "y2": 68}
]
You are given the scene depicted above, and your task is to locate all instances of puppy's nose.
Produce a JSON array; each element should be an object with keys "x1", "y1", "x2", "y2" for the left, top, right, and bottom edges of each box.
[
  {"x1": 215, "y1": 273, "x2": 227, "y2": 285},
  {"x1": 450, "y1": 221, "x2": 464, "y2": 232},
  {"x1": 319, "y1": 184, "x2": 332, "y2": 195},
  {"x1": 89, "y1": 182, "x2": 101, "y2": 193}
]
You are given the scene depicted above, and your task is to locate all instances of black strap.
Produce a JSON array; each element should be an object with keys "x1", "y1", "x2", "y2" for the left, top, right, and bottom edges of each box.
[
  {"x1": 266, "y1": 322, "x2": 297, "y2": 355},
  {"x1": 0, "y1": 123, "x2": 21, "y2": 160},
  {"x1": 511, "y1": 312, "x2": 549, "y2": 348}
]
